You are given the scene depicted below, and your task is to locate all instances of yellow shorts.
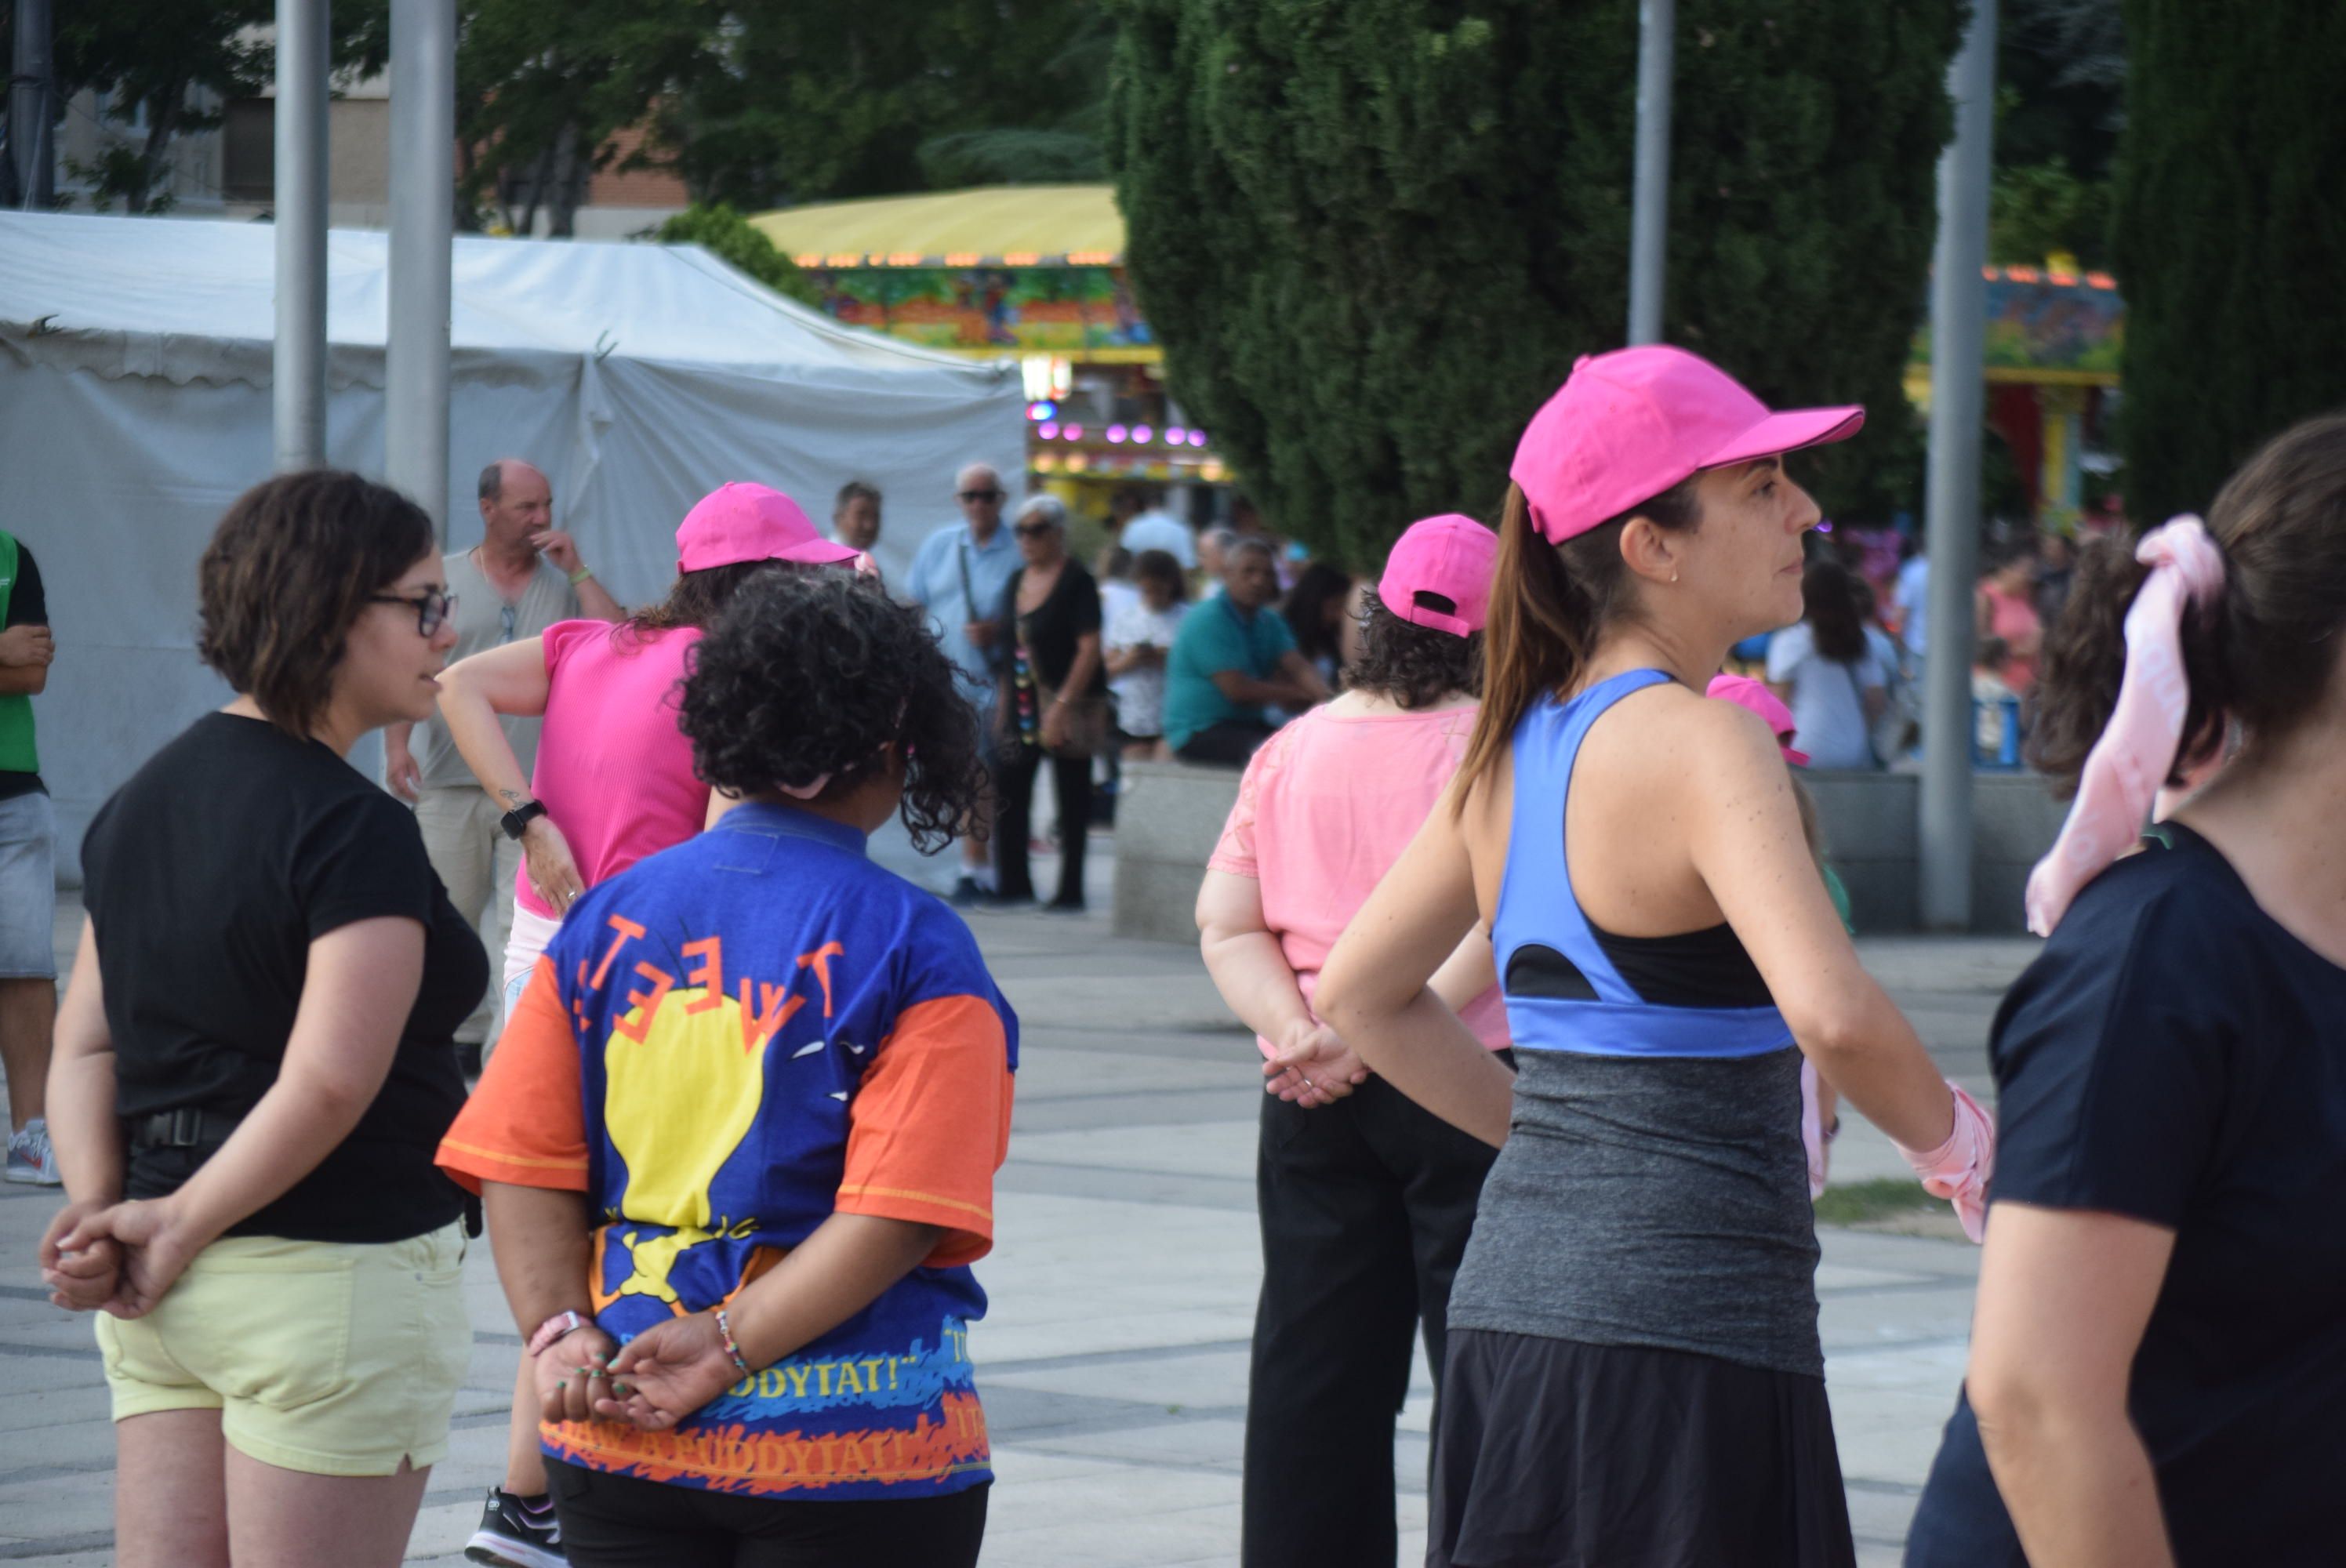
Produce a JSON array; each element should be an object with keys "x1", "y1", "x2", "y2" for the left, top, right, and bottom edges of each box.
[{"x1": 96, "y1": 1221, "x2": 470, "y2": 1477}]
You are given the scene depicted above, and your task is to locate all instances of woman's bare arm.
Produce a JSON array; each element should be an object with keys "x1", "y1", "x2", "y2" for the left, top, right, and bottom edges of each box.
[
  {"x1": 1316, "y1": 782, "x2": 1514, "y2": 1145},
  {"x1": 438, "y1": 637, "x2": 551, "y2": 814},
  {"x1": 1970, "y1": 1203, "x2": 2176, "y2": 1568},
  {"x1": 1682, "y1": 702, "x2": 1953, "y2": 1150}
]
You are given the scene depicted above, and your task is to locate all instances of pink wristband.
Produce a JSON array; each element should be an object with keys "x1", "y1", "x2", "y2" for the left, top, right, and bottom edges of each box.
[{"x1": 527, "y1": 1310, "x2": 588, "y2": 1356}]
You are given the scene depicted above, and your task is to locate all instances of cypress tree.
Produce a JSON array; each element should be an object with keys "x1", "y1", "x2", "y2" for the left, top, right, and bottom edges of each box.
[
  {"x1": 2112, "y1": 1, "x2": 2346, "y2": 523},
  {"x1": 1108, "y1": 1, "x2": 1961, "y2": 568}
]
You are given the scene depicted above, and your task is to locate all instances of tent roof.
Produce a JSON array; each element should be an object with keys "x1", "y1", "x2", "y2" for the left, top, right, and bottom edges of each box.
[
  {"x1": 752, "y1": 185, "x2": 1124, "y2": 269},
  {"x1": 0, "y1": 209, "x2": 1011, "y2": 387}
]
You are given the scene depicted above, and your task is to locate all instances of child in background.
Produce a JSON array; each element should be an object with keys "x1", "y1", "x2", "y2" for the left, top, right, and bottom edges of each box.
[
  {"x1": 1707, "y1": 675, "x2": 1847, "y2": 1196},
  {"x1": 1971, "y1": 636, "x2": 2018, "y2": 760},
  {"x1": 1103, "y1": 549, "x2": 1190, "y2": 760}
]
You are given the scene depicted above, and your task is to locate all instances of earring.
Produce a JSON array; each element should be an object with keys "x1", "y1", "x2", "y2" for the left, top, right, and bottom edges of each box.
[{"x1": 1671, "y1": 572, "x2": 1680, "y2": 583}]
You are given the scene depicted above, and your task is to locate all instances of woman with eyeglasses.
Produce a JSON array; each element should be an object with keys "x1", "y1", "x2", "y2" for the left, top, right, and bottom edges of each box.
[
  {"x1": 993, "y1": 494, "x2": 1108, "y2": 910},
  {"x1": 38, "y1": 471, "x2": 483, "y2": 1566}
]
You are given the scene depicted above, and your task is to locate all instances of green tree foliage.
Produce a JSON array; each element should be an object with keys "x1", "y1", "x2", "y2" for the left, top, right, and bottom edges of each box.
[
  {"x1": 2112, "y1": 0, "x2": 2346, "y2": 522},
  {"x1": 2, "y1": 1, "x2": 387, "y2": 214},
  {"x1": 1108, "y1": 1, "x2": 1961, "y2": 566},
  {"x1": 453, "y1": 0, "x2": 718, "y2": 236},
  {"x1": 644, "y1": 0, "x2": 1106, "y2": 209},
  {"x1": 650, "y1": 201, "x2": 818, "y2": 303},
  {"x1": 1991, "y1": 0, "x2": 2123, "y2": 267}
]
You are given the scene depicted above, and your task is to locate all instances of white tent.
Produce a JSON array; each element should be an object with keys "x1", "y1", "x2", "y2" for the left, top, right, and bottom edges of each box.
[{"x1": 0, "y1": 211, "x2": 1024, "y2": 876}]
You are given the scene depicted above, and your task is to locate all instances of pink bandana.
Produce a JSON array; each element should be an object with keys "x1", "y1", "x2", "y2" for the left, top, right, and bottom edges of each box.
[{"x1": 2024, "y1": 516, "x2": 2227, "y2": 936}]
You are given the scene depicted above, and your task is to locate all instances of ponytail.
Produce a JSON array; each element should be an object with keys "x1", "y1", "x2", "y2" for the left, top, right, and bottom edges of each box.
[
  {"x1": 1455, "y1": 477, "x2": 1699, "y2": 810},
  {"x1": 2033, "y1": 411, "x2": 2346, "y2": 796},
  {"x1": 2028, "y1": 535, "x2": 2228, "y2": 797}
]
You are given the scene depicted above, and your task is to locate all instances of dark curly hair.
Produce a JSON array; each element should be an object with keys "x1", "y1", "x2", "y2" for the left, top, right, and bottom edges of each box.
[
  {"x1": 2032, "y1": 412, "x2": 2346, "y2": 795},
  {"x1": 1350, "y1": 586, "x2": 1483, "y2": 708},
  {"x1": 198, "y1": 469, "x2": 435, "y2": 739},
  {"x1": 679, "y1": 571, "x2": 987, "y2": 854}
]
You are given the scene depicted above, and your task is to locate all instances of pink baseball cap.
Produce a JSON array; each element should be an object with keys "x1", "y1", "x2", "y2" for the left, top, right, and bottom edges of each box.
[
  {"x1": 1706, "y1": 673, "x2": 1808, "y2": 767},
  {"x1": 675, "y1": 482, "x2": 862, "y2": 573},
  {"x1": 1511, "y1": 346, "x2": 1864, "y2": 544},
  {"x1": 1379, "y1": 514, "x2": 1498, "y2": 637}
]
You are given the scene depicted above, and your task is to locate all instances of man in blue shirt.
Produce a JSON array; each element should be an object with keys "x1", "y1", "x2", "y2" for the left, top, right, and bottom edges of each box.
[
  {"x1": 1164, "y1": 538, "x2": 1330, "y2": 764},
  {"x1": 904, "y1": 463, "x2": 1022, "y2": 902}
]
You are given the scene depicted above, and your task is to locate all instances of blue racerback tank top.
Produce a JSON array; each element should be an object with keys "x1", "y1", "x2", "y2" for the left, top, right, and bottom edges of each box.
[{"x1": 1447, "y1": 670, "x2": 1825, "y2": 1375}]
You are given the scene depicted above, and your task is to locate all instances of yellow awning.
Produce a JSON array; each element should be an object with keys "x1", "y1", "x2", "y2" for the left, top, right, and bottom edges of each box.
[{"x1": 751, "y1": 185, "x2": 1125, "y2": 269}]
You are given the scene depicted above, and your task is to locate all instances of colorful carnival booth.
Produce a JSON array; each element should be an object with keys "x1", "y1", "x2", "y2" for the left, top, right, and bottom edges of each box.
[
  {"x1": 1909, "y1": 263, "x2": 2126, "y2": 536},
  {"x1": 753, "y1": 187, "x2": 1231, "y2": 523}
]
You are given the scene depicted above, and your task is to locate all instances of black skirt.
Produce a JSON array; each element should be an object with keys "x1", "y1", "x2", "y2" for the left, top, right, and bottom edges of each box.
[{"x1": 1429, "y1": 1329, "x2": 1856, "y2": 1568}]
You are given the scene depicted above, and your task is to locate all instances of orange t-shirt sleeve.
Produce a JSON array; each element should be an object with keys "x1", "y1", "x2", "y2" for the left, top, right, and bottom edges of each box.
[
  {"x1": 835, "y1": 993, "x2": 1014, "y2": 1268},
  {"x1": 435, "y1": 957, "x2": 590, "y2": 1194}
]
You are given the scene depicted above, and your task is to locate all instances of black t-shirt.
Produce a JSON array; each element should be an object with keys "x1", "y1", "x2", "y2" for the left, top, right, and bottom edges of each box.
[
  {"x1": 1004, "y1": 561, "x2": 1107, "y2": 694},
  {"x1": 80, "y1": 712, "x2": 487, "y2": 1243},
  {"x1": 1, "y1": 540, "x2": 46, "y2": 800},
  {"x1": 1907, "y1": 824, "x2": 2346, "y2": 1566}
]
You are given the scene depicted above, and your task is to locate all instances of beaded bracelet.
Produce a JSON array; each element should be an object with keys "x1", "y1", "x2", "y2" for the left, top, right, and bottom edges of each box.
[{"x1": 714, "y1": 1308, "x2": 752, "y2": 1374}]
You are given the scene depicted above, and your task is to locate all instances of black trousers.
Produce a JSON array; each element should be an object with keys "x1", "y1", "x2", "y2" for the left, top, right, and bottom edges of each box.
[
  {"x1": 1242, "y1": 1068, "x2": 1505, "y2": 1568},
  {"x1": 547, "y1": 1459, "x2": 987, "y2": 1568},
  {"x1": 1176, "y1": 718, "x2": 1277, "y2": 767},
  {"x1": 995, "y1": 742, "x2": 1091, "y2": 906}
]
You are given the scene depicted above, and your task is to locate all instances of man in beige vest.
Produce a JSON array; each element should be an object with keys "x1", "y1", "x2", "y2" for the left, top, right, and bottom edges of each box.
[{"x1": 385, "y1": 460, "x2": 623, "y2": 1068}]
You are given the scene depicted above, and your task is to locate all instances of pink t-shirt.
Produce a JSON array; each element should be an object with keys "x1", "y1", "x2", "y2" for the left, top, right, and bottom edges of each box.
[
  {"x1": 514, "y1": 620, "x2": 710, "y2": 919},
  {"x1": 1208, "y1": 702, "x2": 1509, "y2": 1050}
]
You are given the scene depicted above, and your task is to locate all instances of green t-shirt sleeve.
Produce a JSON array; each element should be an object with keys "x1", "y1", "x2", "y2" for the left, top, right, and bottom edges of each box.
[
  {"x1": 1181, "y1": 602, "x2": 1248, "y2": 675},
  {"x1": 1256, "y1": 607, "x2": 1298, "y2": 666}
]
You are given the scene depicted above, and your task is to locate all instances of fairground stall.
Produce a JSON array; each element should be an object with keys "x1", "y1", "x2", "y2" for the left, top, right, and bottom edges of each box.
[{"x1": 753, "y1": 186, "x2": 1233, "y2": 530}]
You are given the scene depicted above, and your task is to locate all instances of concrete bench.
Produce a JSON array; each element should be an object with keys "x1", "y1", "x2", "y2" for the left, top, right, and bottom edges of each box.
[
  {"x1": 1109, "y1": 757, "x2": 2063, "y2": 941},
  {"x1": 1111, "y1": 760, "x2": 1244, "y2": 943}
]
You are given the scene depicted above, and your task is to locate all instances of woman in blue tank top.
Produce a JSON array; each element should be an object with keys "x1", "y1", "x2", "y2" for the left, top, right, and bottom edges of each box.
[{"x1": 1316, "y1": 347, "x2": 1995, "y2": 1567}]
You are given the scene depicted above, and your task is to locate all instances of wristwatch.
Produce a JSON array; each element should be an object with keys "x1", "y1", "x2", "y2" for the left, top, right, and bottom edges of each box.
[{"x1": 500, "y1": 800, "x2": 548, "y2": 840}]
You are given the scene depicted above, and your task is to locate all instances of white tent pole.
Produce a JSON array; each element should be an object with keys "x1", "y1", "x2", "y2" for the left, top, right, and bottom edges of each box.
[
  {"x1": 385, "y1": 0, "x2": 456, "y2": 538},
  {"x1": 274, "y1": 0, "x2": 330, "y2": 473}
]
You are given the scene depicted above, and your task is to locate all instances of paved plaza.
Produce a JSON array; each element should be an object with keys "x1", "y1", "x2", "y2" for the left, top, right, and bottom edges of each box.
[{"x1": 0, "y1": 833, "x2": 2036, "y2": 1566}]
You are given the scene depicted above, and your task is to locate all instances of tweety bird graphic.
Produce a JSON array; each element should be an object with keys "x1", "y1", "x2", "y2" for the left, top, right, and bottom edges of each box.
[{"x1": 603, "y1": 985, "x2": 772, "y2": 1305}]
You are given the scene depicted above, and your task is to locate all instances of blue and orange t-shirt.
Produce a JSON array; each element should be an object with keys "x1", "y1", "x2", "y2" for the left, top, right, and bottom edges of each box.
[{"x1": 438, "y1": 801, "x2": 1018, "y2": 1501}]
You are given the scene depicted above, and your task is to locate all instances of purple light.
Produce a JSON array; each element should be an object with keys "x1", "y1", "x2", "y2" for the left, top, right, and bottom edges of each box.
[
  {"x1": 1106, "y1": 424, "x2": 1129, "y2": 444},
  {"x1": 1817, "y1": 521, "x2": 1834, "y2": 533},
  {"x1": 1133, "y1": 425, "x2": 1153, "y2": 444},
  {"x1": 1037, "y1": 422, "x2": 1059, "y2": 440},
  {"x1": 1165, "y1": 426, "x2": 1187, "y2": 444},
  {"x1": 1063, "y1": 423, "x2": 1084, "y2": 440},
  {"x1": 1187, "y1": 430, "x2": 1208, "y2": 447}
]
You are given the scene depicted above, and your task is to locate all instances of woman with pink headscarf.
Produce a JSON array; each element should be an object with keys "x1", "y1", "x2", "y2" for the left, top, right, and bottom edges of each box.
[{"x1": 1909, "y1": 419, "x2": 2346, "y2": 1566}]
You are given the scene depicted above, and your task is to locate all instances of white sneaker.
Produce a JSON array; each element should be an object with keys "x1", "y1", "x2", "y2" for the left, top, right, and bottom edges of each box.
[{"x1": 5, "y1": 1117, "x2": 60, "y2": 1185}]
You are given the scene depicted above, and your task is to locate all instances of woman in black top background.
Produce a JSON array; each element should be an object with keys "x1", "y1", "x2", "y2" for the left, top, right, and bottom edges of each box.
[
  {"x1": 993, "y1": 493, "x2": 1106, "y2": 910},
  {"x1": 1907, "y1": 414, "x2": 2346, "y2": 1567},
  {"x1": 1281, "y1": 561, "x2": 1356, "y2": 692},
  {"x1": 39, "y1": 471, "x2": 485, "y2": 1566}
]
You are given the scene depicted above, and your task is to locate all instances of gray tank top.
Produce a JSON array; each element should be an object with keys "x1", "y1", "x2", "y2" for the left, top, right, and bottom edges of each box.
[
  {"x1": 1447, "y1": 1047, "x2": 1823, "y2": 1376},
  {"x1": 1448, "y1": 673, "x2": 1825, "y2": 1377}
]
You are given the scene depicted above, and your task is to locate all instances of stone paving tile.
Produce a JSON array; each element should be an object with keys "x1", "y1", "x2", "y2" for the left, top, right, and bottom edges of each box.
[{"x1": 0, "y1": 861, "x2": 2028, "y2": 1564}]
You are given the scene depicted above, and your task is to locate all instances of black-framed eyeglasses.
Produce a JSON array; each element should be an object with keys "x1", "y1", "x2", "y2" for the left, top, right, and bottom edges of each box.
[
  {"x1": 371, "y1": 587, "x2": 456, "y2": 637},
  {"x1": 957, "y1": 488, "x2": 1004, "y2": 504},
  {"x1": 1013, "y1": 521, "x2": 1057, "y2": 539}
]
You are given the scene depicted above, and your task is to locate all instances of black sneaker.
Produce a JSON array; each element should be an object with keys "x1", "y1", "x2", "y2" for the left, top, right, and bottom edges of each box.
[
  {"x1": 465, "y1": 1487, "x2": 565, "y2": 1568},
  {"x1": 948, "y1": 874, "x2": 995, "y2": 908}
]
